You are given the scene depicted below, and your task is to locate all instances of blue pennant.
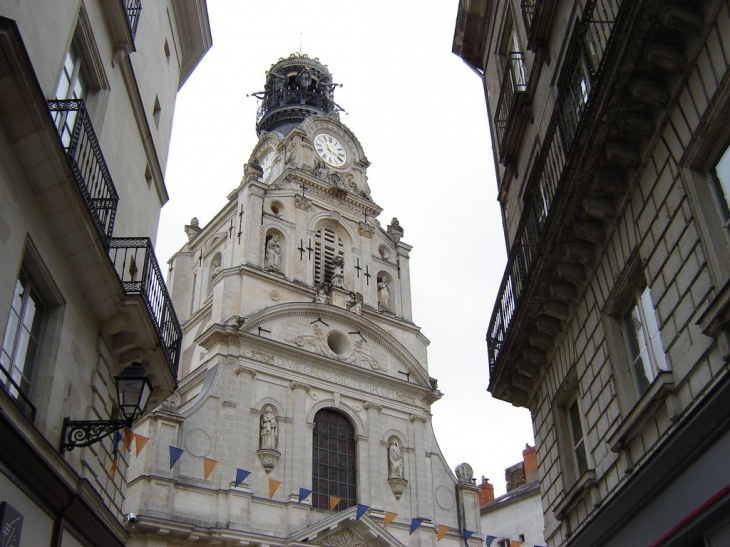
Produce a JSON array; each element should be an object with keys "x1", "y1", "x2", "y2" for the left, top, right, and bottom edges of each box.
[
  {"x1": 355, "y1": 504, "x2": 369, "y2": 520},
  {"x1": 486, "y1": 536, "x2": 498, "y2": 547},
  {"x1": 169, "y1": 446, "x2": 184, "y2": 469},
  {"x1": 235, "y1": 468, "x2": 251, "y2": 487},
  {"x1": 409, "y1": 518, "x2": 424, "y2": 535},
  {"x1": 298, "y1": 487, "x2": 312, "y2": 502}
]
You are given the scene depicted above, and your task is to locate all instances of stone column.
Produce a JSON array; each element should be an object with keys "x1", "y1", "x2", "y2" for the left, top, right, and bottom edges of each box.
[
  {"x1": 246, "y1": 182, "x2": 266, "y2": 267},
  {"x1": 364, "y1": 401, "x2": 382, "y2": 509},
  {"x1": 396, "y1": 242, "x2": 413, "y2": 321},
  {"x1": 288, "y1": 381, "x2": 310, "y2": 499}
]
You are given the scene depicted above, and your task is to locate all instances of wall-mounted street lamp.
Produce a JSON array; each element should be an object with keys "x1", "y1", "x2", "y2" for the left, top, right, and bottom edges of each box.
[{"x1": 60, "y1": 362, "x2": 153, "y2": 455}]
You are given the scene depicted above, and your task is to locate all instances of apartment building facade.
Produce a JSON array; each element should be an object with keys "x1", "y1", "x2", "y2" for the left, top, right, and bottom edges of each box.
[
  {"x1": 0, "y1": 1, "x2": 210, "y2": 545},
  {"x1": 453, "y1": 0, "x2": 730, "y2": 545}
]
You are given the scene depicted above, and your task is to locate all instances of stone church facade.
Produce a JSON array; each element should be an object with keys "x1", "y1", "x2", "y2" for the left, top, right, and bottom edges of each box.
[{"x1": 124, "y1": 54, "x2": 481, "y2": 547}]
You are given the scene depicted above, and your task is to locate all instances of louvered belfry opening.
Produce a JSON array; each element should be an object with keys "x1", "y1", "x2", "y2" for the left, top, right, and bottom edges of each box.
[{"x1": 313, "y1": 228, "x2": 344, "y2": 285}]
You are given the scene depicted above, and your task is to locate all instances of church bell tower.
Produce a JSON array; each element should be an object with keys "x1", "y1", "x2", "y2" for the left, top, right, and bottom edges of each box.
[{"x1": 125, "y1": 54, "x2": 481, "y2": 547}]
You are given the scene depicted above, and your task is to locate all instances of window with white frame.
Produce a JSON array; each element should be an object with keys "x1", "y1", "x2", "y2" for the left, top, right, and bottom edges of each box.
[
  {"x1": 711, "y1": 141, "x2": 730, "y2": 229},
  {"x1": 555, "y1": 377, "x2": 591, "y2": 487},
  {"x1": 0, "y1": 269, "x2": 46, "y2": 407},
  {"x1": 622, "y1": 284, "x2": 668, "y2": 397},
  {"x1": 53, "y1": 43, "x2": 88, "y2": 147},
  {"x1": 566, "y1": 396, "x2": 588, "y2": 477}
]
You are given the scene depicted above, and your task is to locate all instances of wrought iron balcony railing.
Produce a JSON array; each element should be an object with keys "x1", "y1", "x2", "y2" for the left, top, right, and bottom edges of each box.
[
  {"x1": 0, "y1": 362, "x2": 36, "y2": 422},
  {"x1": 109, "y1": 238, "x2": 182, "y2": 377},
  {"x1": 124, "y1": 0, "x2": 142, "y2": 40},
  {"x1": 488, "y1": 0, "x2": 623, "y2": 370},
  {"x1": 495, "y1": 52, "x2": 528, "y2": 152},
  {"x1": 48, "y1": 99, "x2": 119, "y2": 247}
]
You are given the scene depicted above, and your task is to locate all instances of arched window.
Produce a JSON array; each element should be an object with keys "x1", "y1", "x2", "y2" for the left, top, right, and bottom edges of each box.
[
  {"x1": 312, "y1": 408, "x2": 356, "y2": 511},
  {"x1": 313, "y1": 227, "x2": 344, "y2": 285}
]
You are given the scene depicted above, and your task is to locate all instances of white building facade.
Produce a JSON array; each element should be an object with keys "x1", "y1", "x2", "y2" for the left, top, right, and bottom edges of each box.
[
  {"x1": 0, "y1": 1, "x2": 210, "y2": 546},
  {"x1": 124, "y1": 54, "x2": 482, "y2": 547}
]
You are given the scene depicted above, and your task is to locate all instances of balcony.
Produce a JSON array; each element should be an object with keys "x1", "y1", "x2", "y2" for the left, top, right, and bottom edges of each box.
[
  {"x1": 48, "y1": 99, "x2": 119, "y2": 246},
  {"x1": 109, "y1": 238, "x2": 182, "y2": 378},
  {"x1": 102, "y1": 0, "x2": 142, "y2": 59},
  {"x1": 495, "y1": 51, "x2": 530, "y2": 166},
  {"x1": 521, "y1": 0, "x2": 558, "y2": 53},
  {"x1": 489, "y1": 0, "x2": 628, "y2": 404}
]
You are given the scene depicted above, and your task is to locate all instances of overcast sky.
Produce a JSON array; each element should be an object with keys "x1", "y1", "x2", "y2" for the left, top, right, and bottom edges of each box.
[{"x1": 157, "y1": 0, "x2": 535, "y2": 495}]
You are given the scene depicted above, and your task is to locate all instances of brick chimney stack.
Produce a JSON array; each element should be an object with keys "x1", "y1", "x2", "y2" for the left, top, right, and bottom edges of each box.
[
  {"x1": 523, "y1": 443, "x2": 538, "y2": 482},
  {"x1": 479, "y1": 476, "x2": 494, "y2": 506}
]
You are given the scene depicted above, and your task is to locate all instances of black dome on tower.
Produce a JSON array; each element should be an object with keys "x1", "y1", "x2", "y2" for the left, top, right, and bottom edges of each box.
[{"x1": 255, "y1": 54, "x2": 340, "y2": 136}]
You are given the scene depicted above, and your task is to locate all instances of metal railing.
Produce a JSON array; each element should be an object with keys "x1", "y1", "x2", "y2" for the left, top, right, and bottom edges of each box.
[
  {"x1": 257, "y1": 88, "x2": 337, "y2": 123},
  {"x1": 125, "y1": 0, "x2": 142, "y2": 39},
  {"x1": 109, "y1": 238, "x2": 182, "y2": 377},
  {"x1": 48, "y1": 99, "x2": 119, "y2": 247},
  {"x1": 488, "y1": 0, "x2": 623, "y2": 370},
  {"x1": 0, "y1": 362, "x2": 36, "y2": 421},
  {"x1": 495, "y1": 52, "x2": 529, "y2": 151}
]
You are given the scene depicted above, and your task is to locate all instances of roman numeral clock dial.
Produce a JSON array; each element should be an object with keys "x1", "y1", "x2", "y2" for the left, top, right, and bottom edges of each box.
[{"x1": 314, "y1": 133, "x2": 347, "y2": 167}]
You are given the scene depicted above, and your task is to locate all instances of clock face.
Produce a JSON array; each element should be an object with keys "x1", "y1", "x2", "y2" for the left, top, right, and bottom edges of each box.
[
  {"x1": 261, "y1": 151, "x2": 275, "y2": 181},
  {"x1": 314, "y1": 133, "x2": 347, "y2": 167}
]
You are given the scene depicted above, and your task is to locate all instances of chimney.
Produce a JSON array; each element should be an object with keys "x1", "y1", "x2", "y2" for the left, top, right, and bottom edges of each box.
[
  {"x1": 479, "y1": 476, "x2": 494, "y2": 506},
  {"x1": 523, "y1": 443, "x2": 538, "y2": 482}
]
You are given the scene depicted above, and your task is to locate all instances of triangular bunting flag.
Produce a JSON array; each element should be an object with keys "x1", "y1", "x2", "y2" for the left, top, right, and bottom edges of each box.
[
  {"x1": 355, "y1": 504, "x2": 369, "y2": 520},
  {"x1": 268, "y1": 478, "x2": 282, "y2": 499},
  {"x1": 235, "y1": 468, "x2": 250, "y2": 487},
  {"x1": 169, "y1": 446, "x2": 184, "y2": 469},
  {"x1": 409, "y1": 518, "x2": 424, "y2": 535},
  {"x1": 203, "y1": 457, "x2": 218, "y2": 480},
  {"x1": 328, "y1": 495, "x2": 341, "y2": 511},
  {"x1": 123, "y1": 428, "x2": 134, "y2": 452},
  {"x1": 510, "y1": 542, "x2": 522, "y2": 547},
  {"x1": 486, "y1": 536, "x2": 498, "y2": 547},
  {"x1": 463, "y1": 530, "x2": 474, "y2": 541},
  {"x1": 298, "y1": 487, "x2": 312, "y2": 503},
  {"x1": 134, "y1": 434, "x2": 149, "y2": 457},
  {"x1": 110, "y1": 457, "x2": 119, "y2": 479},
  {"x1": 437, "y1": 524, "x2": 449, "y2": 541},
  {"x1": 383, "y1": 511, "x2": 397, "y2": 528},
  {"x1": 111, "y1": 430, "x2": 122, "y2": 458}
]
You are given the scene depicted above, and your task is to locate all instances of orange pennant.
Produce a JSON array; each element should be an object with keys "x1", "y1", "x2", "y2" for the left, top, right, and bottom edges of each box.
[
  {"x1": 510, "y1": 542, "x2": 523, "y2": 547},
  {"x1": 437, "y1": 524, "x2": 449, "y2": 541},
  {"x1": 203, "y1": 457, "x2": 218, "y2": 480},
  {"x1": 268, "y1": 478, "x2": 282, "y2": 499},
  {"x1": 383, "y1": 511, "x2": 397, "y2": 528},
  {"x1": 134, "y1": 434, "x2": 149, "y2": 457},
  {"x1": 122, "y1": 428, "x2": 134, "y2": 451},
  {"x1": 110, "y1": 457, "x2": 118, "y2": 479},
  {"x1": 329, "y1": 496, "x2": 341, "y2": 511}
]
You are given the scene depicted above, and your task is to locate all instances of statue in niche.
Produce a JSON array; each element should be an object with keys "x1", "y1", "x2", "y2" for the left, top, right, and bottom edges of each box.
[
  {"x1": 377, "y1": 278, "x2": 389, "y2": 311},
  {"x1": 297, "y1": 67, "x2": 312, "y2": 100},
  {"x1": 265, "y1": 235, "x2": 281, "y2": 271},
  {"x1": 211, "y1": 260, "x2": 221, "y2": 278},
  {"x1": 388, "y1": 438, "x2": 404, "y2": 479},
  {"x1": 260, "y1": 406, "x2": 278, "y2": 450}
]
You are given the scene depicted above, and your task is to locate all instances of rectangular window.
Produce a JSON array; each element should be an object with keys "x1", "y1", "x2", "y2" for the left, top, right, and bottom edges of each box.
[
  {"x1": 1, "y1": 270, "x2": 46, "y2": 410},
  {"x1": 711, "y1": 142, "x2": 730, "y2": 229},
  {"x1": 567, "y1": 397, "x2": 588, "y2": 476},
  {"x1": 53, "y1": 43, "x2": 89, "y2": 147},
  {"x1": 622, "y1": 284, "x2": 668, "y2": 397}
]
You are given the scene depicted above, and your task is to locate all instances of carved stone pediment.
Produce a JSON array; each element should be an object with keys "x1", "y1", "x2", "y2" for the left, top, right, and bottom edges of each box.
[{"x1": 318, "y1": 527, "x2": 371, "y2": 547}]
